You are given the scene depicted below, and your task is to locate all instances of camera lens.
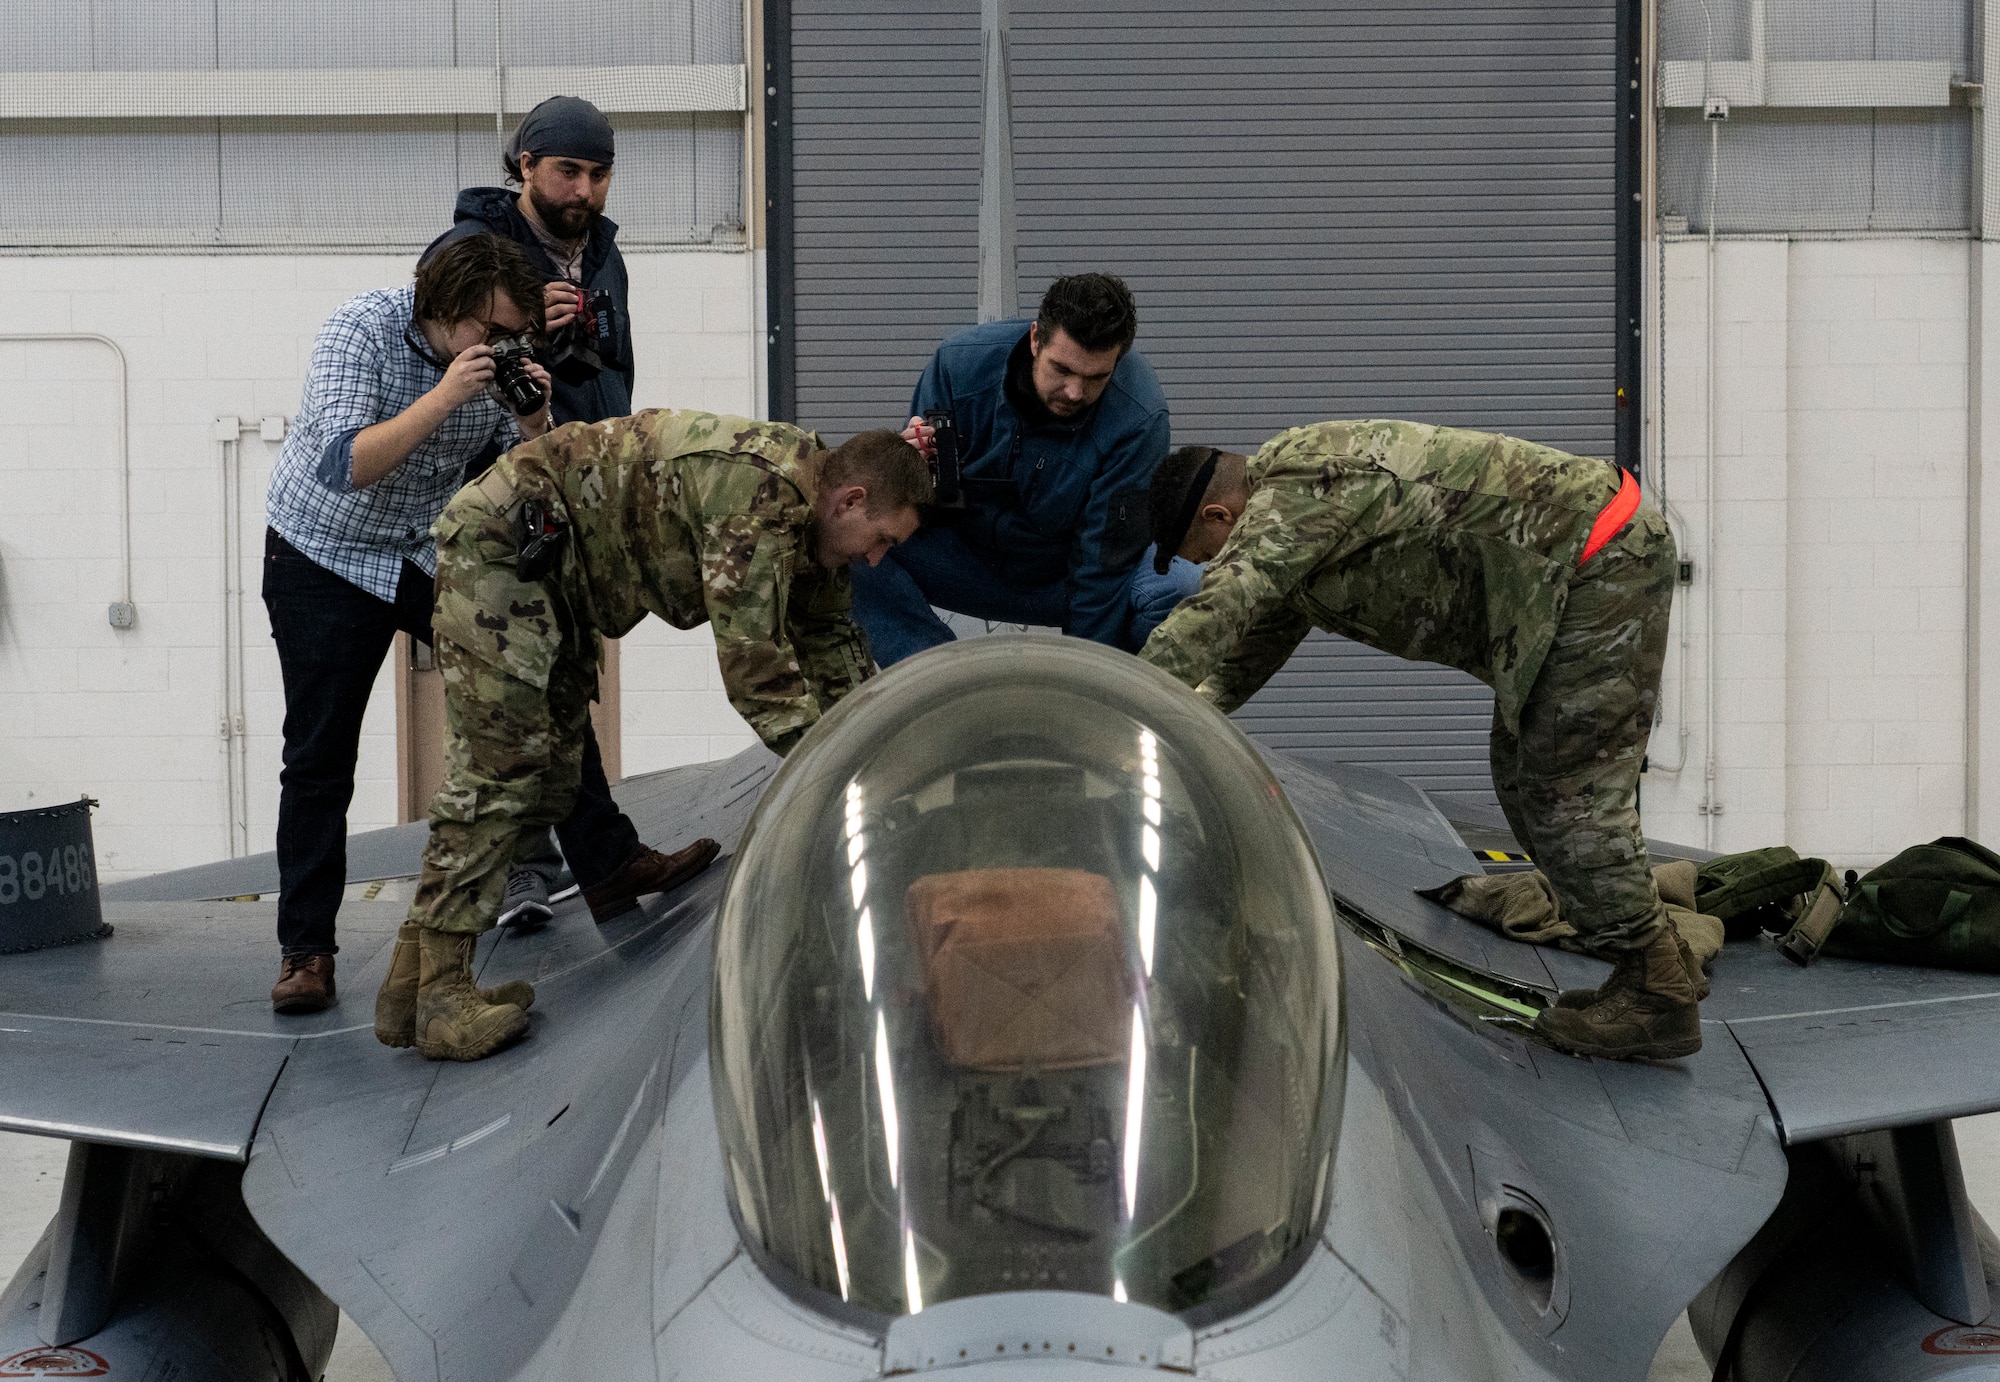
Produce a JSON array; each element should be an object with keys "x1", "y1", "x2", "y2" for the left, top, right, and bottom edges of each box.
[{"x1": 490, "y1": 342, "x2": 546, "y2": 416}]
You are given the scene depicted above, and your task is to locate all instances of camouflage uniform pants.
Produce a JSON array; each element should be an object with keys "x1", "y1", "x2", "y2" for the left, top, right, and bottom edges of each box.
[
  {"x1": 407, "y1": 488, "x2": 596, "y2": 936},
  {"x1": 1489, "y1": 504, "x2": 1677, "y2": 954}
]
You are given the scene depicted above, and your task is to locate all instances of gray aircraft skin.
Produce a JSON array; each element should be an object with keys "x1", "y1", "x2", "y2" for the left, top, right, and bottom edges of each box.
[{"x1": 5, "y1": 636, "x2": 2000, "y2": 1382}]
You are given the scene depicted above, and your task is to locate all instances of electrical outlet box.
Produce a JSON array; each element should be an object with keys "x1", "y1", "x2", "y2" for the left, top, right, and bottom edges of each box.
[
  {"x1": 1677, "y1": 559, "x2": 1695, "y2": 585},
  {"x1": 107, "y1": 602, "x2": 136, "y2": 629},
  {"x1": 260, "y1": 415, "x2": 288, "y2": 442}
]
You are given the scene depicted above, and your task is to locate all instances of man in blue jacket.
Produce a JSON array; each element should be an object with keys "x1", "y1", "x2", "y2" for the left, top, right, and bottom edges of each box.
[
  {"x1": 421, "y1": 97, "x2": 700, "y2": 933},
  {"x1": 851, "y1": 274, "x2": 1189, "y2": 664}
]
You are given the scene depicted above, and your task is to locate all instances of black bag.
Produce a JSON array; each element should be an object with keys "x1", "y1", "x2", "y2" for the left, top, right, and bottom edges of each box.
[{"x1": 1815, "y1": 837, "x2": 2000, "y2": 972}]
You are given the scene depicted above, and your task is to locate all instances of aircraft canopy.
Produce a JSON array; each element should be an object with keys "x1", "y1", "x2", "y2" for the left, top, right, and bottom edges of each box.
[{"x1": 711, "y1": 637, "x2": 1345, "y2": 1322}]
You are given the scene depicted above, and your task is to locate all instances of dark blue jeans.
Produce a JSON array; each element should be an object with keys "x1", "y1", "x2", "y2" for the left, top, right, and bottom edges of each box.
[
  {"x1": 261, "y1": 530, "x2": 636, "y2": 956},
  {"x1": 848, "y1": 527, "x2": 1070, "y2": 666},
  {"x1": 849, "y1": 527, "x2": 1203, "y2": 666}
]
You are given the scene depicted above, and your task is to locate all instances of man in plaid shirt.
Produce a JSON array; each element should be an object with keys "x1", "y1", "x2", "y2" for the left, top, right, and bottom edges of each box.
[{"x1": 261, "y1": 234, "x2": 557, "y2": 1015}]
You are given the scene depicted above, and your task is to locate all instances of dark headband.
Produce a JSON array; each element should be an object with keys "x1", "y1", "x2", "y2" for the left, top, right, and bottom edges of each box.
[
  {"x1": 1154, "y1": 449, "x2": 1221, "y2": 574},
  {"x1": 510, "y1": 95, "x2": 615, "y2": 168}
]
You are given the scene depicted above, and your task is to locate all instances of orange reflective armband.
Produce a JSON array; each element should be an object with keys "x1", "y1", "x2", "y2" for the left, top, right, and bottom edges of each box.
[{"x1": 1580, "y1": 468, "x2": 1641, "y2": 565}]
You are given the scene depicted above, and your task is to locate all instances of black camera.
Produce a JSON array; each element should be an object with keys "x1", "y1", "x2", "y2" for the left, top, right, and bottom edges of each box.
[
  {"x1": 488, "y1": 332, "x2": 546, "y2": 416},
  {"x1": 924, "y1": 408, "x2": 964, "y2": 507},
  {"x1": 547, "y1": 285, "x2": 617, "y2": 386}
]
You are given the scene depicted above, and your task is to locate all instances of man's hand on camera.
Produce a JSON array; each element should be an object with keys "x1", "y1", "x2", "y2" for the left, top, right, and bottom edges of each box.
[
  {"x1": 902, "y1": 414, "x2": 937, "y2": 461},
  {"x1": 432, "y1": 342, "x2": 499, "y2": 410},
  {"x1": 517, "y1": 360, "x2": 556, "y2": 439},
  {"x1": 544, "y1": 281, "x2": 584, "y2": 333}
]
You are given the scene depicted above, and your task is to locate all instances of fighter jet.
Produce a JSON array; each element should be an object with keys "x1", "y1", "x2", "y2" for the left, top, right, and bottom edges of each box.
[{"x1": 3, "y1": 636, "x2": 1999, "y2": 1381}]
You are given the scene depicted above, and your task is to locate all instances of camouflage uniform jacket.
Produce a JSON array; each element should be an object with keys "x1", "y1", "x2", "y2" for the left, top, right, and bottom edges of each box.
[
  {"x1": 436, "y1": 409, "x2": 870, "y2": 752},
  {"x1": 1142, "y1": 420, "x2": 1630, "y2": 732}
]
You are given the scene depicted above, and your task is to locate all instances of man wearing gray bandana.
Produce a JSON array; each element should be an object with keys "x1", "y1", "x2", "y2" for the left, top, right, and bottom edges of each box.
[
  {"x1": 423, "y1": 96, "x2": 693, "y2": 933},
  {"x1": 427, "y1": 95, "x2": 633, "y2": 426}
]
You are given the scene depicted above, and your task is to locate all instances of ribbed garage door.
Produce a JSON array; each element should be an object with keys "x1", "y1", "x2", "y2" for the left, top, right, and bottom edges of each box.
[
  {"x1": 775, "y1": 0, "x2": 1630, "y2": 814},
  {"x1": 777, "y1": 0, "x2": 982, "y2": 437}
]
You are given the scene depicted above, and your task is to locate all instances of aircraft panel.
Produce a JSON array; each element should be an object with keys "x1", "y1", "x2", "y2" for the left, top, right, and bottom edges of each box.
[
  {"x1": 97, "y1": 823, "x2": 428, "y2": 904},
  {"x1": 239, "y1": 752, "x2": 762, "y2": 1382},
  {"x1": 1710, "y1": 963, "x2": 2000, "y2": 1143},
  {"x1": 0, "y1": 899, "x2": 401, "y2": 1157},
  {"x1": 94, "y1": 758, "x2": 741, "y2": 905},
  {"x1": 1270, "y1": 757, "x2": 1564, "y2": 995},
  {"x1": 0, "y1": 1017, "x2": 286, "y2": 1159}
]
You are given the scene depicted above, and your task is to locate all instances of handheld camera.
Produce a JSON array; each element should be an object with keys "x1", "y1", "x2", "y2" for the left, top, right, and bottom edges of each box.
[
  {"x1": 924, "y1": 408, "x2": 964, "y2": 507},
  {"x1": 547, "y1": 285, "x2": 616, "y2": 386},
  {"x1": 488, "y1": 333, "x2": 547, "y2": 416}
]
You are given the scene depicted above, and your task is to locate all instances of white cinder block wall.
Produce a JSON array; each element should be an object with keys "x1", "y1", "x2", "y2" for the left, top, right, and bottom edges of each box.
[
  {"x1": 1647, "y1": 236, "x2": 1974, "y2": 867},
  {"x1": 0, "y1": 252, "x2": 758, "y2": 881}
]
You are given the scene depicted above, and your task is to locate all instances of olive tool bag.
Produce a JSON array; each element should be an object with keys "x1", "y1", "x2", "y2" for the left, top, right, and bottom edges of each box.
[{"x1": 1813, "y1": 836, "x2": 2000, "y2": 972}]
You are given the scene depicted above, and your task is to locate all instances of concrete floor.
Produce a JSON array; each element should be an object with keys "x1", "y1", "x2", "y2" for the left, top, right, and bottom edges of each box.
[{"x1": 5, "y1": 1117, "x2": 2000, "y2": 1379}]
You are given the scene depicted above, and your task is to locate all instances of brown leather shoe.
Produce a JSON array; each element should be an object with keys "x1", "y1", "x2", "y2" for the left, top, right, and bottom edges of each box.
[
  {"x1": 272, "y1": 953, "x2": 336, "y2": 1014},
  {"x1": 583, "y1": 839, "x2": 722, "y2": 923}
]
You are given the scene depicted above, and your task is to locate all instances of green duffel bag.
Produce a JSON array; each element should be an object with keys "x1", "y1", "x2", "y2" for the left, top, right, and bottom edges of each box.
[
  {"x1": 1695, "y1": 845, "x2": 1837, "y2": 939},
  {"x1": 1814, "y1": 837, "x2": 2000, "y2": 972}
]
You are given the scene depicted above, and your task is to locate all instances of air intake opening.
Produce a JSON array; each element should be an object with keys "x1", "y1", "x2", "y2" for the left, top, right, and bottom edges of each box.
[{"x1": 1496, "y1": 1207, "x2": 1555, "y2": 1286}]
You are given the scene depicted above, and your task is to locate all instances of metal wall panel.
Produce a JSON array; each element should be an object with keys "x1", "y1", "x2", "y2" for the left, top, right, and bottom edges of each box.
[
  {"x1": 786, "y1": 0, "x2": 983, "y2": 437},
  {"x1": 2, "y1": 0, "x2": 746, "y2": 249},
  {"x1": 1006, "y1": 0, "x2": 1619, "y2": 457},
  {"x1": 783, "y1": 0, "x2": 1623, "y2": 811}
]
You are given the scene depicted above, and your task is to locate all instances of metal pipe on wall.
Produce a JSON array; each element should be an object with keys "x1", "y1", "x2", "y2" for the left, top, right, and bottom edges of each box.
[
  {"x1": 1967, "y1": 1, "x2": 1997, "y2": 840},
  {"x1": 744, "y1": 0, "x2": 766, "y2": 420},
  {"x1": 216, "y1": 422, "x2": 253, "y2": 859},
  {"x1": 1704, "y1": 137, "x2": 1720, "y2": 850},
  {"x1": 1697, "y1": 0, "x2": 1724, "y2": 849},
  {"x1": 0, "y1": 333, "x2": 134, "y2": 628}
]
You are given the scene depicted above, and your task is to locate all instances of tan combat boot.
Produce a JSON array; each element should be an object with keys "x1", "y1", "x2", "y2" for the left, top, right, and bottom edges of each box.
[
  {"x1": 412, "y1": 928, "x2": 531, "y2": 1061},
  {"x1": 1552, "y1": 930, "x2": 1709, "y2": 1010},
  {"x1": 374, "y1": 923, "x2": 536, "y2": 1049},
  {"x1": 1534, "y1": 928, "x2": 1702, "y2": 1060}
]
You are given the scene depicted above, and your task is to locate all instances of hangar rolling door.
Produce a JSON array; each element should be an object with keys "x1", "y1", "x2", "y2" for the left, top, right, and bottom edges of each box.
[{"x1": 772, "y1": 0, "x2": 1636, "y2": 815}]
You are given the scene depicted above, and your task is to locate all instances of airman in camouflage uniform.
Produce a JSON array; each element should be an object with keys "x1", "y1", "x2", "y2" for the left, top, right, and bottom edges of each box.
[
  {"x1": 380, "y1": 410, "x2": 930, "y2": 1061},
  {"x1": 1141, "y1": 420, "x2": 1698, "y2": 1061}
]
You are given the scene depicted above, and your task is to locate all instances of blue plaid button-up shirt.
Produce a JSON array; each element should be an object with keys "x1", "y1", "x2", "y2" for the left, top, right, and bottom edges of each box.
[{"x1": 266, "y1": 284, "x2": 520, "y2": 601}]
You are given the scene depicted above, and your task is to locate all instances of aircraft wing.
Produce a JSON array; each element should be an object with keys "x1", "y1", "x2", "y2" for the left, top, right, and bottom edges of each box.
[
  {"x1": 1303, "y1": 756, "x2": 2000, "y2": 1147},
  {"x1": 1698, "y1": 955, "x2": 2000, "y2": 1142},
  {"x1": 0, "y1": 753, "x2": 767, "y2": 1163},
  {"x1": 96, "y1": 759, "x2": 726, "y2": 905}
]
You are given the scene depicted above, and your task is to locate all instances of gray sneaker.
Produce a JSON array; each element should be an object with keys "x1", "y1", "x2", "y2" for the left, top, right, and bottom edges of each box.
[{"x1": 496, "y1": 869, "x2": 554, "y2": 931}]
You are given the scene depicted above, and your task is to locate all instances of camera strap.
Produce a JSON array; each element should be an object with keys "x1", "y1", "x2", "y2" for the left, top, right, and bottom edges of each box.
[{"x1": 403, "y1": 322, "x2": 452, "y2": 371}]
